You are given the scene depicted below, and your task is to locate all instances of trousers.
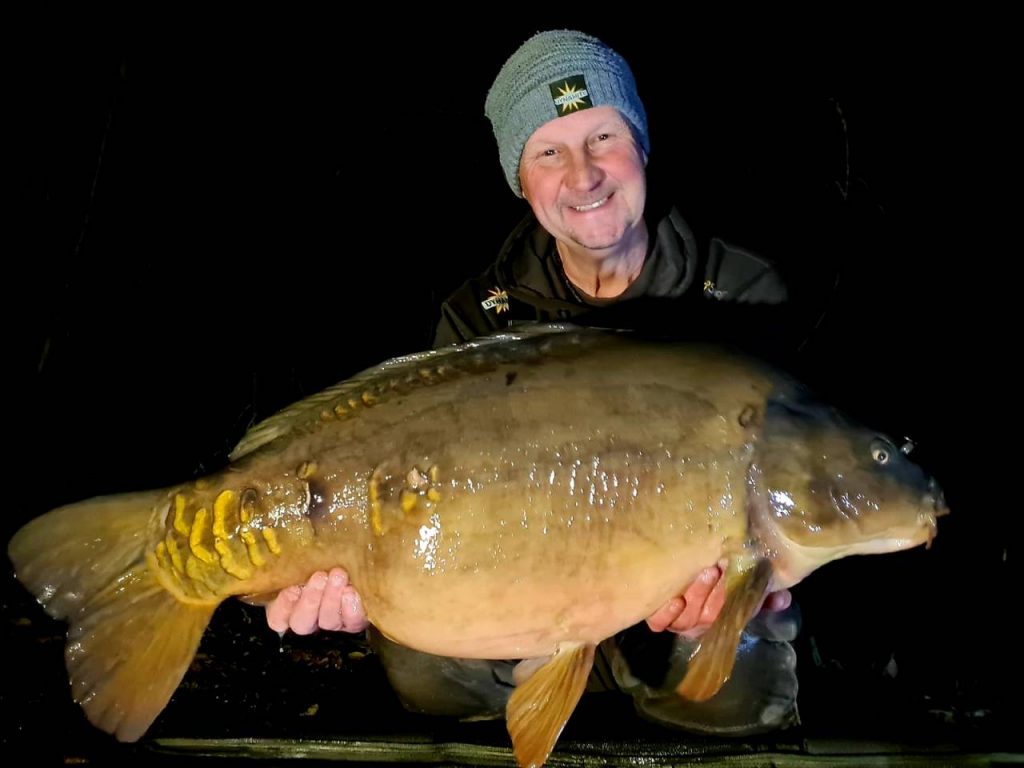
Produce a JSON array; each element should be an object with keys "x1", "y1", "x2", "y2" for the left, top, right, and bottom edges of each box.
[{"x1": 367, "y1": 604, "x2": 801, "y2": 736}]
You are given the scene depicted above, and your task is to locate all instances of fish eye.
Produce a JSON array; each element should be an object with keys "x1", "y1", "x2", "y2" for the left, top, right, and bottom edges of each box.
[{"x1": 870, "y1": 439, "x2": 893, "y2": 465}]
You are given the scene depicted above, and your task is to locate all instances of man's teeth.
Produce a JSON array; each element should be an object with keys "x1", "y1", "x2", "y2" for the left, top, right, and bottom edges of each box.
[{"x1": 572, "y1": 196, "x2": 609, "y2": 212}]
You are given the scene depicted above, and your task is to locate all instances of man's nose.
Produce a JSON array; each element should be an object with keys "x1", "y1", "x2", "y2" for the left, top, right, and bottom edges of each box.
[{"x1": 565, "y1": 151, "x2": 603, "y2": 191}]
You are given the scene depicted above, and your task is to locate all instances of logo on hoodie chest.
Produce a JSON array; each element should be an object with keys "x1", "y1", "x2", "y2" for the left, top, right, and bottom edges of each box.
[{"x1": 481, "y1": 288, "x2": 510, "y2": 314}]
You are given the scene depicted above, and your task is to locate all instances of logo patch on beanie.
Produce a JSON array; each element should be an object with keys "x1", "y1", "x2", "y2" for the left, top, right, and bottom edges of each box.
[{"x1": 549, "y1": 75, "x2": 592, "y2": 114}]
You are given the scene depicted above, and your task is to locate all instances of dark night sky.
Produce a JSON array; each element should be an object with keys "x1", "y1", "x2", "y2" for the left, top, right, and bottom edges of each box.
[
  {"x1": 17, "y1": 22, "x2": 1000, "y2": 514},
  {"x1": 9, "y1": 17, "x2": 1016, "y2": 759}
]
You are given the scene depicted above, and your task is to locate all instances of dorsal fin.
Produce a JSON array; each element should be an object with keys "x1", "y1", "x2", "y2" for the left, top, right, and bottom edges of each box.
[{"x1": 229, "y1": 323, "x2": 586, "y2": 461}]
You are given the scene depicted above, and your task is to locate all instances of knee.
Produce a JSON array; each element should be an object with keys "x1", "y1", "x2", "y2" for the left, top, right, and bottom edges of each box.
[{"x1": 368, "y1": 628, "x2": 513, "y2": 720}]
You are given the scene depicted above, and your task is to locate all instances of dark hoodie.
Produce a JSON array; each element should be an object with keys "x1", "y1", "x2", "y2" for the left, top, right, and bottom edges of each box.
[{"x1": 433, "y1": 192, "x2": 807, "y2": 360}]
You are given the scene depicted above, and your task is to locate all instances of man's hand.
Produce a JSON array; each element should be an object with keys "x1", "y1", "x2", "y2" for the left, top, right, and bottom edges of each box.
[
  {"x1": 644, "y1": 562, "x2": 792, "y2": 638},
  {"x1": 265, "y1": 563, "x2": 792, "y2": 639},
  {"x1": 265, "y1": 567, "x2": 367, "y2": 635}
]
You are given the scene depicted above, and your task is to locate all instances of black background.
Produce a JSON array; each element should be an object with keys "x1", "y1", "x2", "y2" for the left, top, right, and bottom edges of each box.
[{"x1": 6, "y1": 15, "x2": 1016, "y2": 763}]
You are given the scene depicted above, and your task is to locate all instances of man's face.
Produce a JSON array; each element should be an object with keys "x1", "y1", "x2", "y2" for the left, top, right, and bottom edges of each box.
[{"x1": 519, "y1": 106, "x2": 647, "y2": 253}]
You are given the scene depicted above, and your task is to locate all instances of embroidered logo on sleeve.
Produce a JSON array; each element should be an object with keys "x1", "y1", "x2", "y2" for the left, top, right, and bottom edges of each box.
[
  {"x1": 549, "y1": 75, "x2": 592, "y2": 114},
  {"x1": 703, "y1": 279, "x2": 727, "y2": 300},
  {"x1": 481, "y1": 288, "x2": 510, "y2": 314}
]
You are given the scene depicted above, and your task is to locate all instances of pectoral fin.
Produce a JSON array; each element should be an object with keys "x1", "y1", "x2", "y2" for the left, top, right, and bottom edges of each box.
[
  {"x1": 676, "y1": 557, "x2": 773, "y2": 702},
  {"x1": 506, "y1": 642, "x2": 595, "y2": 768}
]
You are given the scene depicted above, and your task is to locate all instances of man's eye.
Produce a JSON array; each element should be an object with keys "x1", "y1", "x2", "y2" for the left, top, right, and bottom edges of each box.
[
  {"x1": 596, "y1": 133, "x2": 610, "y2": 141},
  {"x1": 542, "y1": 148, "x2": 558, "y2": 157}
]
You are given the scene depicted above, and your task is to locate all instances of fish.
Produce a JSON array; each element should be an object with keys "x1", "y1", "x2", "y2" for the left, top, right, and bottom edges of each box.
[{"x1": 8, "y1": 324, "x2": 945, "y2": 768}]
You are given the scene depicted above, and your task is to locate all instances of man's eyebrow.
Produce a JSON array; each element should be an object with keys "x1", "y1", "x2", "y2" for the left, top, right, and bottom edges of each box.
[
  {"x1": 523, "y1": 135, "x2": 561, "y2": 150},
  {"x1": 581, "y1": 118, "x2": 631, "y2": 136},
  {"x1": 526, "y1": 121, "x2": 628, "y2": 149}
]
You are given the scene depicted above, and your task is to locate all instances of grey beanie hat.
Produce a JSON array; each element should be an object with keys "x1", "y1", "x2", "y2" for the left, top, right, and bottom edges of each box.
[{"x1": 485, "y1": 30, "x2": 650, "y2": 198}]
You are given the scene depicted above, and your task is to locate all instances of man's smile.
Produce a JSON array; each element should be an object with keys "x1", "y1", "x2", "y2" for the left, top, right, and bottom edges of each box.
[{"x1": 569, "y1": 194, "x2": 611, "y2": 212}]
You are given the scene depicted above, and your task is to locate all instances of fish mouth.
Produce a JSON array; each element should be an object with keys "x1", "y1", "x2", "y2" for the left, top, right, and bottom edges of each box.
[
  {"x1": 921, "y1": 478, "x2": 947, "y2": 549},
  {"x1": 925, "y1": 477, "x2": 949, "y2": 518}
]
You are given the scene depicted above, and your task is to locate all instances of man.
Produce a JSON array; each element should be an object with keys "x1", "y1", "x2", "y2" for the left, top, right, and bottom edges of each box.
[{"x1": 267, "y1": 29, "x2": 802, "y2": 734}]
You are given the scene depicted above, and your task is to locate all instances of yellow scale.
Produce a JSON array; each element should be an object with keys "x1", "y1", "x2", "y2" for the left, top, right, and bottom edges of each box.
[{"x1": 153, "y1": 485, "x2": 281, "y2": 596}]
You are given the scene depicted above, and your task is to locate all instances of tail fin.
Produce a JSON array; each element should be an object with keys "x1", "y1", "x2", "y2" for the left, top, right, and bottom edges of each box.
[{"x1": 8, "y1": 491, "x2": 218, "y2": 741}]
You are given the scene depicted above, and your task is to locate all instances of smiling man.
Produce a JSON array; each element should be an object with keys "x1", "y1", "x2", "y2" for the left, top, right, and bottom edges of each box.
[
  {"x1": 432, "y1": 30, "x2": 792, "y2": 349},
  {"x1": 268, "y1": 29, "x2": 802, "y2": 737},
  {"x1": 520, "y1": 105, "x2": 648, "y2": 295}
]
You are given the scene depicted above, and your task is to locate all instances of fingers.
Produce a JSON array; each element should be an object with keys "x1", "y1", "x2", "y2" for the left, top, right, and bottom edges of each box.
[
  {"x1": 644, "y1": 565, "x2": 723, "y2": 635},
  {"x1": 686, "y1": 570, "x2": 727, "y2": 635},
  {"x1": 266, "y1": 585, "x2": 302, "y2": 634},
  {"x1": 340, "y1": 585, "x2": 368, "y2": 632},
  {"x1": 670, "y1": 575, "x2": 787, "y2": 637},
  {"x1": 645, "y1": 597, "x2": 685, "y2": 632},
  {"x1": 668, "y1": 566, "x2": 721, "y2": 635},
  {"x1": 317, "y1": 568, "x2": 349, "y2": 631},
  {"x1": 265, "y1": 568, "x2": 367, "y2": 636},
  {"x1": 289, "y1": 570, "x2": 330, "y2": 635},
  {"x1": 321, "y1": 568, "x2": 368, "y2": 632},
  {"x1": 644, "y1": 568, "x2": 794, "y2": 638}
]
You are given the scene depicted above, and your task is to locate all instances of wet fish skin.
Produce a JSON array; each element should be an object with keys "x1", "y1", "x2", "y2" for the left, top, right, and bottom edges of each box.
[{"x1": 7, "y1": 325, "x2": 944, "y2": 766}]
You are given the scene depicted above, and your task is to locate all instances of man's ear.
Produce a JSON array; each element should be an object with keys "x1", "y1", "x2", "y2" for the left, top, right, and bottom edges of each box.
[{"x1": 519, "y1": 172, "x2": 531, "y2": 202}]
